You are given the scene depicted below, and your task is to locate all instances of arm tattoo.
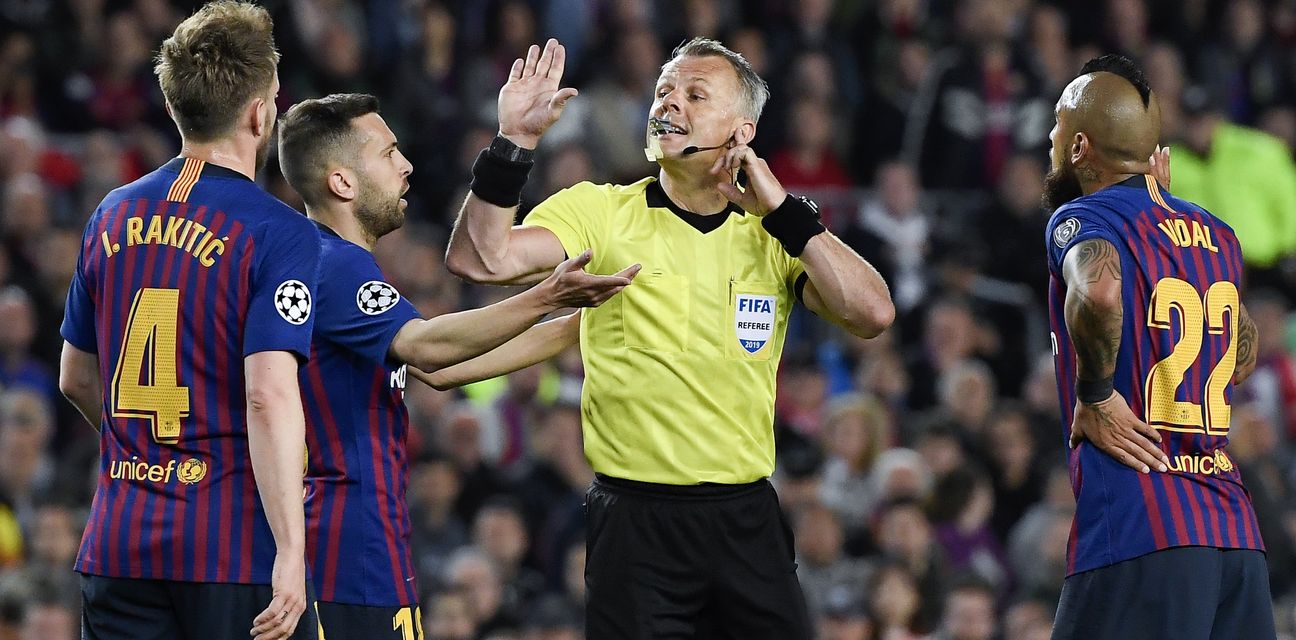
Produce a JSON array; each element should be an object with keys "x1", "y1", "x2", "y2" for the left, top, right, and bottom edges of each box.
[
  {"x1": 1063, "y1": 239, "x2": 1123, "y2": 381},
  {"x1": 1235, "y1": 304, "x2": 1258, "y2": 383}
]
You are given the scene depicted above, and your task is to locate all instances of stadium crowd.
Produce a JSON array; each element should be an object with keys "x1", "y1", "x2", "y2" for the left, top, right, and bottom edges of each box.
[{"x1": 0, "y1": 0, "x2": 1292, "y2": 638}]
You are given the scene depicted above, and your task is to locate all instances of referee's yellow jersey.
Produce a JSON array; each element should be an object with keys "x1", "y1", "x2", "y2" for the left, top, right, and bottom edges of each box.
[{"x1": 524, "y1": 178, "x2": 805, "y2": 485}]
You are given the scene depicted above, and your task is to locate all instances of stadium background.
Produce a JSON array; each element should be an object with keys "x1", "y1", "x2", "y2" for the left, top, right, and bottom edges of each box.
[{"x1": 0, "y1": 0, "x2": 1293, "y2": 638}]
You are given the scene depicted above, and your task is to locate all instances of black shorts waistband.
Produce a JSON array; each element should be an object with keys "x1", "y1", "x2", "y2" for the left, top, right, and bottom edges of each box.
[{"x1": 593, "y1": 474, "x2": 769, "y2": 500}]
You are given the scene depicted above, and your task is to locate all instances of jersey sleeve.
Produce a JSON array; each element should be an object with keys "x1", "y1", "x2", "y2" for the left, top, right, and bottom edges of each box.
[
  {"x1": 60, "y1": 224, "x2": 97, "y2": 352},
  {"x1": 1045, "y1": 203, "x2": 1124, "y2": 276},
  {"x1": 314, "y1": 245, "x2": 421, "y2": 365},
  {"x1": 522, "y1": 181, "x2": 609, "y2": 260},
  {"x1": 243, "y1": 214, "x2": 322, "y2": 359}
]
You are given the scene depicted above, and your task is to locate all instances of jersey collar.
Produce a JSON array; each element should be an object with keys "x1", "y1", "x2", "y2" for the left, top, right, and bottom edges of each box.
[
  {"x1": 645, "y1": 179, "x2": 744, "y2": 234},
  {"x1": 162, "y1": 157, "x2": 254, "y2": 182}
]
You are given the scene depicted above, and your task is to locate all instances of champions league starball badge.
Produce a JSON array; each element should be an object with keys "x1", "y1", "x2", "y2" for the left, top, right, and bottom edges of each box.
[{"x1": 1054, "y1": 217, "x2": 1081, "y2": 249}]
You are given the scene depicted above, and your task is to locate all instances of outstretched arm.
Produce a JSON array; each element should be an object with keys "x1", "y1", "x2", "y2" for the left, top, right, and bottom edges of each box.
[
  {"x1": 409, "y1": 311, "x2": 582, "y2": 390},
  {"x1": 391, "y1": 251, "x2": 635, "y2": 372},
  {"x1": 446, "y1": 39, "x2": 576, "y2": 284},
  {"x1": 1062, "y1": 238, "x2": 1169, "y2": 473}
]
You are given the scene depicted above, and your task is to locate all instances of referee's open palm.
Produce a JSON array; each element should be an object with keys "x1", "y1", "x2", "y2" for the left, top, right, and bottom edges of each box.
[{"x1": 498, "y1": 38, "x2": 578, "y2": 148}]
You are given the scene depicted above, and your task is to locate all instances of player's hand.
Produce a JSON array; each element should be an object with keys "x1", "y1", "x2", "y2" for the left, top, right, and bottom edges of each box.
[
  {"x1": 537, "y1": 249, "x2": 640, "y2": 309},
  {"x1": 1149, "y1": 145, "x2": 1171, "y2": 190},
  {"x1": 711, "y1": 144, "x2": 787, "y2": 216},
  {"x1": 497, "y1": 38, "x2": 578, "y2": 149},
  {"x1": 1070, "y1": 390, "x2": 1170, "y2": 474},
  {"x1": 250, "y1": 551, "x2": 307, "y2": 640}
]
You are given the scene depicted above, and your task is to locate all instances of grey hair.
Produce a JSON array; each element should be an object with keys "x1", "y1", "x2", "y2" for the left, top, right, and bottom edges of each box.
[{"x1": 666, "y1": 37, "x2": 770, "y2": 122}]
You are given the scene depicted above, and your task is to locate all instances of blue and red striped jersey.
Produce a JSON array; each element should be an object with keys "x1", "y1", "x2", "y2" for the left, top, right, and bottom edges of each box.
[
  {"x1": 301, "y1": 222, "x2": 421, "y2": 606},
  {"x1": 61, "y1": 157, "x2": 321, "y2": 583},
  {"x1": 1046, "y1": 174, "x2": 1264, "y2": 576}
]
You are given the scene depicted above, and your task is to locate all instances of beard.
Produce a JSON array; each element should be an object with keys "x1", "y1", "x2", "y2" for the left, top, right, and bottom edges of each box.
[
  {"x1": 255, "y1": 131, "x2": 272, "y2": 176},
  {"x1": 1042, "y1": 156, "x2": 1084, "y2": 211},
  {"x1": 354, "y1": 173, "x2": 405, "y2": 241}
]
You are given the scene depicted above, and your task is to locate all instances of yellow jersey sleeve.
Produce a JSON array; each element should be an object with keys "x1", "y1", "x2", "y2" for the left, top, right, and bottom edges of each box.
[{"x1": 522, "y1": 181, "x2": 610, "y2": 260}]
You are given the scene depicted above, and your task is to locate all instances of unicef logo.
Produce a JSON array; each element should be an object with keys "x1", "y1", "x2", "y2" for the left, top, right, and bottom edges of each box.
[
  {"x1": 177, "y1": 458, "x2": 207, "y2": 484},
  {"x1": 357, "y1": 280, "x2": 401, "y2": 315},
  {"x1": 274, "y1": 280, "x2": 312, "y2": 325}
]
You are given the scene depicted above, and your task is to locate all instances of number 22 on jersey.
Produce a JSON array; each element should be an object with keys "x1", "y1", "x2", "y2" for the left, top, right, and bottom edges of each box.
[
  {"x1": 111, "y1": 288, "x2": 190, "y2": 443},
  {"x1": 1144, "y1": 277, "x2": 1238, "y2": 435}
]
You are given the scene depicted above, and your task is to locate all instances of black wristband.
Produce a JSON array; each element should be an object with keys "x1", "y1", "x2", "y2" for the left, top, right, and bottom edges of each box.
[
  {"x1": 761, "y1": 194, "x2": 827, "y2": 257},
  {"x1": 1077, "y1": 376, "x2": 1115, "y2": 404},
  {"x1": 469, "y1": 137, "x2": 534, "y2": 207}
]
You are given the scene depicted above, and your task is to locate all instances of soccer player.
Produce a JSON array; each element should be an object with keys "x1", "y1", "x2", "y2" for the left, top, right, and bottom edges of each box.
[
  {"x1": 275, "y1": 93, "x2": 636, "y2": 640},
  {"x1": 1043, "y1": 55, "x2": 1274, "y2": 638},
  {"x1": 445, "y1": 38, "x2": 894, "y2": 638},
  {"x1": 57, "y1": 3, "x2": 319, "y2": 640}
]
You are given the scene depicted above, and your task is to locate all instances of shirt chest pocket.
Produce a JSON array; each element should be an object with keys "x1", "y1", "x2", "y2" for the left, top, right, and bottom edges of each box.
[
  {"x1": 728, "y1": 280, "x2": 781, "y2": 361},
  {"x1": 621, "y1": 272, "x2": 690, "y2": 353}
]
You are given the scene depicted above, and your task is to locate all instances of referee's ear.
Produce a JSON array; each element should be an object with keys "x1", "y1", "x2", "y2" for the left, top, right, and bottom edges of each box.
[{"x1": 733, "y1": 120, "x2": 755, "y2": 146}]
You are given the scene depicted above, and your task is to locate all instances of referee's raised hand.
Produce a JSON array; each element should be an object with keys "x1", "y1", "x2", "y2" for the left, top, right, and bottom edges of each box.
[
  {"x1": 537, "y1": 249, "x2": 640, "y2": 309},
  {"x1": 497, "y1": 38, "x2": 578, "y2": 149}
]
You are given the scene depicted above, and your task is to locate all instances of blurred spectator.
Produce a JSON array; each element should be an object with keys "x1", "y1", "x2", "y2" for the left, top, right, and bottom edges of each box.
[
  {"x1": 818, "y1": 394, "x2": 893, "y2": 532},
  {"x1": 795, "y1": 503, "x2": 872, "y2": 619},
  {"x1": 928, "y1": 467, "x2": 1011, "y2": 594},
  {"x1": 866, "y1": 559, "x2": 925, "y2": 638},
  {"x1": 985, "y1": 403, "x2": 1044, "y2": 541},
  {"x1": 1172, "y1": 86, "x2": 1296, "y2": 296},
  {"x1": 424, "y1": 587, "x2": 476, "y2": 640},
  {"x1": 929, "y1": 576, "x2": 998, "y2": 640},
  {"x1": 438, "y1": 402, "x2": 512, "y2": 526},
  {"x1": 521, "y1": 593, "x2": 580, "y2": 640},
  {"x1": 472, "y1": 497, "x2": 545, "y2": 621},
  {"x1": 817, "y1": 582, "x2": 874, "y2": 640},
  {"x1": 0, "y1": 288, "x2": 54, "y2": 407},
  {"x1": 852, "y1": 37, "x2": 932, "y2": 183},
  {"x1": 1196, "y1": 0, "x2": 1292, "y2": 126},
  {"x1": 1238, "y1": 291, "x2": 1296, "y2": 440},
  {"x1": 767, "y1": 98, "x2": 852, "y2": 227},
  {"x1": 874, "y1": 497, "x2": 945, "y2": 632},
  {"x1": 512, "y1": 401, "x2": 589, "y2": 583},
  {"x1": 915, "y1": 0, "x2": 1051, "y2": 188},
  {"x1": 975, "y1": 153, "x2": 1047, "y2": 301},
  {"x1": 443, "y1": 546, "x2": 515, "y2": 635},
  {"x1": 842, "y1": 161, "x2": 931, "y2": 316},
  {"x1": 1002, "y1": 597, "x2": 1054, "y2": 640},
  {"x1": 1228, "y1": 404, "x2": 1296, "y2": 595},
  {"x1": 906, "y1": 300, "x2": 978, "y2": 410},
  {"x1": 410, "y1": 453, "x2": 469, "y2": 590},
  {"x1": 0, "y1": 389, "x2": 54, "y2": 534},
  {"x1": 1006, "y1": 467, "x2": 1075, "y2": 602}
]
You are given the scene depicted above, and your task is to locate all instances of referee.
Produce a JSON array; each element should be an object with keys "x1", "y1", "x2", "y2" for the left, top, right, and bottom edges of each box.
[{"x1": 446, "y1": 37, "x2": 894, "y2": 638}]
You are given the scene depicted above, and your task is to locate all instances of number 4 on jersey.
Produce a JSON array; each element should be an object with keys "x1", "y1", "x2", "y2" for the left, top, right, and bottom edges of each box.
[{"x1": 111, "y1": 288, "x2": 191, "y2": 443}]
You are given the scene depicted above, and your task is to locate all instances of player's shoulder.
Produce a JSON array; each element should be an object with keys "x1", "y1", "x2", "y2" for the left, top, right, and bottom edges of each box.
[{"x1": 1046, "y1": 198, "x2": 1110, "y2": 233}]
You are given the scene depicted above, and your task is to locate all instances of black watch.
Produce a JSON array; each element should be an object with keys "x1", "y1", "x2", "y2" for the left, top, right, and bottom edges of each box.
[{"x1": 488, "y1": 135, "x2": 536, "y2": 163}]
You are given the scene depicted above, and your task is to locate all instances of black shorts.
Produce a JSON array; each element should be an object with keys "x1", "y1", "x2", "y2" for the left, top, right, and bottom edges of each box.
[
  {"x1": 81, "y1": 574, "x2": 321, "y2": 640},
  {"x1": 1052, "y1": 547, "x2": 1275, "y2": 640},
  {"x1": 584, "y1": 475, "x2": 812, "y2": 640},
  {"x1": 316, "y1": 601, "x2": 423, "y2": 640}
]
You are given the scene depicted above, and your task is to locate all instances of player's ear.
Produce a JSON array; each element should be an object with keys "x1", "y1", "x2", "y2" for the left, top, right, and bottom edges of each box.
[
  {"x1": 249, "y1": 97, "x2": 269, "y2": 139},
  {"x1": 327, "y1": 168, "x2": 356, "y2": 202},
  {"x1": 1070, "y1": 132, "x2": 1089, "y2": 165}
]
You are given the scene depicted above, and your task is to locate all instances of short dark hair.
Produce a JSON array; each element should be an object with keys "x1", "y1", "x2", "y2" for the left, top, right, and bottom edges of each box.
[
  {"x1": 277, "y1": 93, "x2": 380, "y2": 207},
  {"x1": 1080, "y1": 54, "x2": 1151, "y2": 107},
  {"x1": 155, "y1": 1, "x2": 280, "y2": 141}
]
